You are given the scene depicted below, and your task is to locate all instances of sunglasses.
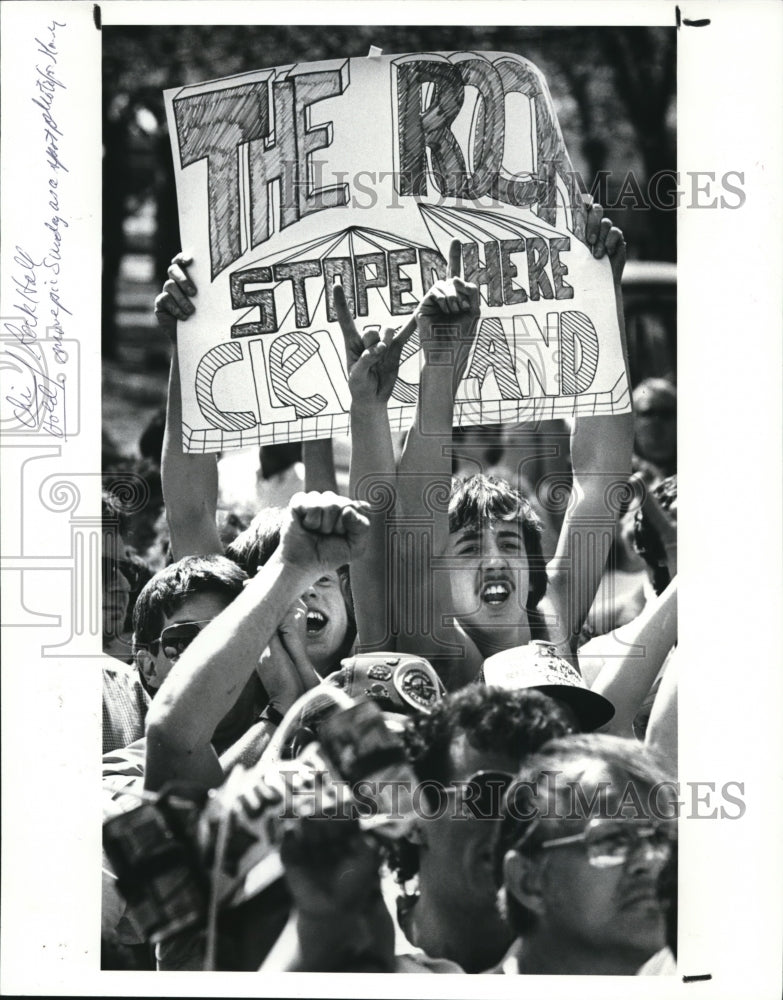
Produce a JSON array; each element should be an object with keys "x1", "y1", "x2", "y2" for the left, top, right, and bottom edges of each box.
[
  {"x1": 102, "y1": 555, "x2": 140, "y2": 590},
  {"x1": 148, "y1": 619, "x2": 214, "y2": 659},
  {"x1": 518, "y1": 817, "x2": 675, "y2": 869}
]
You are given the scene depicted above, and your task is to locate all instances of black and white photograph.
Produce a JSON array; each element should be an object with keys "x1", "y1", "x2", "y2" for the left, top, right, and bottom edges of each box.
[{"x1": 1, "y1": 2, "x2": 781, "y2": 996}]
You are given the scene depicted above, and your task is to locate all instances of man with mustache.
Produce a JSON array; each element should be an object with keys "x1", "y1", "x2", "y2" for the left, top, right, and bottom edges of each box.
[
  {"x1": 267, "y1": 730, "x2": 676, "y2": 976},
  {"x1": 495, "y1": 733, "x2": 676, "y2": 975}
]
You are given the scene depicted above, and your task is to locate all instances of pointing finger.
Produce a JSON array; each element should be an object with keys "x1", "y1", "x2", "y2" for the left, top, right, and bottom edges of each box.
[
  {"x1": 333, "y1": 283, "x2": 363, "y2": 360},
  {"x1": 447, "y1": 239, "x2": 462, "y2": 279}
]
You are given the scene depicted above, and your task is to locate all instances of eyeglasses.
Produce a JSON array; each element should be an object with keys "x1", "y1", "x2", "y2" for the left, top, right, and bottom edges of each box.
[
  {"x1": 102, "y1": 555, "x2": 140, "y2": 590},
  {"x1": 442, "y1": 770, "x2": 516, "y2": 820},
  {"x1": 518, "y1": 817, "x2": 675, "y2": 869},
  {"x1": 148, "y1": 619, "x2": 214, "y2": 659}
]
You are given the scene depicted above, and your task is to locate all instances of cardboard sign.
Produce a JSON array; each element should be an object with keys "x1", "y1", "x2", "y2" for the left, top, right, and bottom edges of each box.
[{"x1": 165, "y1": 51, "x2": 630, "y2": 453}]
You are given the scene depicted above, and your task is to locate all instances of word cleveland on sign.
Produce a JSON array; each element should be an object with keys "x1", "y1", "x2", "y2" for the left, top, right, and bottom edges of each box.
[{"x1": 165, "y1": 51, "x2": 628, "y2": 453}]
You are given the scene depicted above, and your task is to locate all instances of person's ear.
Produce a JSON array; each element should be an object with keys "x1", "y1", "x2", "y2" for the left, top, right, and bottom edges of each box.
[
  {"x1": 134, "y1": 648, "x2": 157, "y2": 688},
  {"x1": 503, "y1": 849, "x2": 546, "y2": 917},
  {"x1": 463, "y1": 834, "x2": 505, "y2": 901}
]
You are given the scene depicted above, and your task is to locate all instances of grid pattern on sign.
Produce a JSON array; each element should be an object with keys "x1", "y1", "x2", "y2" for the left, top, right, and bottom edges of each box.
[{"x1": 182, "y1": 377, "x2": 629, "y2": 453}]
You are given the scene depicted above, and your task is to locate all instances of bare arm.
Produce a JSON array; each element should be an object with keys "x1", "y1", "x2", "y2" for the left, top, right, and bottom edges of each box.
[
  {"x1": 156, "y1": 254, "x2": 222, "y2": 559},
  {"x1": 396, "y1": 241, "x2": 467, "y2": 528},
  {"x1": 144, "y1": 494, "x2": 370, "y2": 792},
  {"x1": 395, "y1": 246, "x2": 485, "y2": 687},
  {"x1": 589, "y1": 576, "x2": 677, "y2": 737},
  {"x1": 645, "y1": 645, "x2": 678, "y2": 776},
  {"x1": 218, "y1": 718, "x2": 278, "y2": 773},
  {"x1": 335, "y1": 284, "x2": 414, "y2": 651},
  {"x1": 545, "y1": 208, "x2": 635, "y2": 657},
  {"x1": 303, "y1": 439, "x2": 337, "y2": 493}
]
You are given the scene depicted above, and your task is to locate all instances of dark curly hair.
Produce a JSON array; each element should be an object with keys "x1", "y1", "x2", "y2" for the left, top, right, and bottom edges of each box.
[
  {"x1": 389, "y1": 685, "x2": 573, "y2": 885},
  {"x1": 449, "y1": 474, "x2": 547, "y2": 612}
]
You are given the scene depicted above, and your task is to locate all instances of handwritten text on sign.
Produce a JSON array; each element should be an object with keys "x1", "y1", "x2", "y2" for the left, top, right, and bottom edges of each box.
[{"x1": 165, "y1": 52, "x2": 628, "y2": 453}]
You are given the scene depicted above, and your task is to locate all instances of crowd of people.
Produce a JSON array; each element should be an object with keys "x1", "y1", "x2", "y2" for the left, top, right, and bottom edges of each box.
[{"x1": 101, "y1": 202, "x2": 679, "y2": 974}]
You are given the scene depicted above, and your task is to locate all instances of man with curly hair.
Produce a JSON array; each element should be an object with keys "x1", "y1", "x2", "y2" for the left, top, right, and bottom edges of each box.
[{"x1": 389, "y1": 684, "x2": 575, "y2": 972}]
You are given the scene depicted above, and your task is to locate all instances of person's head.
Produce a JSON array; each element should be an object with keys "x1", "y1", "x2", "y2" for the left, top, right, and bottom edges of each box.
[
  {"x1": 132, "y1": 555, "x2": 248, "y2": 695},
  {"x1": 102, "y1": 490, "x2": 134, "y2": 640},
  {"x1": 102, "y1": 456, "x2": 165, "y2": 558},
  {"x1": 633, "y1": 475, "x2": 677, "y2": 596},
  {"x1": 226, "y1": 506, "x2": 356, "y2": 672},
  {"x1": 392, "y1": 684, "x2": 574, "y2": 971},
  {"x1": 632, "y1": 378, "x2": 677, "y2": 471},
  {"x1": 497, "y1": 733, "x2": 676, "y2": 975},
  {"x1": 446, "y1": 475, "x2": 547, "y2": 646}
]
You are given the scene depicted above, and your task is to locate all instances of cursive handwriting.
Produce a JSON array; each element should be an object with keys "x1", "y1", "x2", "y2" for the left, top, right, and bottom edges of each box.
[
  {"x1": 3, "y1": 346, "x2": 66, "y2": 438},
  {"x1": 33, "y1": 21, "x2": 68, "y2": 173},
  {"x1": 4, "y1": 243, "x2": 70, "y2": 363},
  {"x1": 3, "y1": 19, "x2": 72, "y2": 436}
]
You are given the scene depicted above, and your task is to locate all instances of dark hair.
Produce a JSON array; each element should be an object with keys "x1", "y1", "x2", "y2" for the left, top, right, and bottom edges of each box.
[
  {"x1": 132, "y1": 554, "x2": 247, "y2": 650},
  {"x1": 449, "y1": 474, "x2": 547, "y2": 611},
  {"x1": 225, "y1": 507, "x2": 288, "y2": 577},
  {"x1": 102, "y1": 488, "x2": 130, "y2": 540},
  {"x1": 226, "y1": 505, "x2": 357, "y2": 661},
  {"x1": 390, "y1": 685, "x2": 573, "y2": 885},
  {"x1": 122, "y1": 551, "x2": 154, "y2": 632},
  {"x1": 633, "y1": 475, "x2": 677, "y2": 596},
  {"x1": 496, "y1": 733, "x2": 674, "y2": 935},
  {"x1": 138, "y1": 405, "x2": 166, "y2": 466}
]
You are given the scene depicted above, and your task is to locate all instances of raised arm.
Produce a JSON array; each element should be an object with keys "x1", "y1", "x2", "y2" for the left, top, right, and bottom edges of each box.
[
  {"x1": 545, "y1": 208, "x2": 635, "y2": 657},
  {"x1": 396, "y1": 241, "x2": 468, "y2": 527},
  {"x1": 645, "y1": 644, "x2": 679, "y2": 776},
  {"x1": 334, "y1": 283, "x2": 413, "y2": 650},
  {"x1": 588, "y1": 575, "x2": 677, "y2": 737},
  {"x1": 395, "y1": 244, "x2": 485, "y2": 688},
  {"x1": 155, "y1": 253, "x2": 222, "y2": 559},
  {"x1": 144, "y1": 493, "x2": 370, "y2": 791},
  {"x1": 303, "y1": 440, "x2": 338, "y2": 493}
]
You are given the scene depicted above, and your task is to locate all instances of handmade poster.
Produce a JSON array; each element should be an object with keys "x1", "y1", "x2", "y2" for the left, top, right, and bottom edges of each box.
[
  {"x1": 3, "y1": 5, "x2": 782, "y2": 998},
  {"x1": 164, "y1": 51, "x2": 629, "y2": 453}
]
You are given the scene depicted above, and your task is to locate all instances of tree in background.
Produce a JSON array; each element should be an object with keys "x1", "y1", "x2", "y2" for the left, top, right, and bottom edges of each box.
[{"x1": 101, "y1": 24, "x2": 676, "y2": 328}]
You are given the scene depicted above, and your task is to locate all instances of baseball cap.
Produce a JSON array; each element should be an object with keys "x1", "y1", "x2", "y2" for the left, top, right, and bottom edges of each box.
[
  {"x1": 482, "y1": 641, "x2": 615, "y2": 731},
  {"x1": 269, "y1": 654, "x2": 446, "y2": 762},
  {"x1": 326, "y1": 653, "x2": 445, "y2": 718}
]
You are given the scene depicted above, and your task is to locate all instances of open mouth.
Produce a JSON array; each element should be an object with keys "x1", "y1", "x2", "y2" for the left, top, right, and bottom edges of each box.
[
  {"x1": 480, "y1": 579, "x2": 512, "y2": 605},
  {"x1": 306, "y1": 609, "x2": 329, "y2": 634}
]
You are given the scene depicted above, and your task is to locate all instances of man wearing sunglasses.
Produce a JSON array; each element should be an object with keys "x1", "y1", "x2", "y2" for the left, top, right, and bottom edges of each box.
[
  {"x1": 104, "y1": 554, "x2": 254, "y2": 800},
  {"x1": 142, "y1": 491, "x2": 370, "y2": 794},
  {"x1": 495, "y1": 733, "x2": 676, "y2": 975},
  {"x1": 131, "y1": 554, "x2": 249, "y2": 699},
  {"x1": 389, "y1": 684, "x2": 576, "y2": 973}
]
